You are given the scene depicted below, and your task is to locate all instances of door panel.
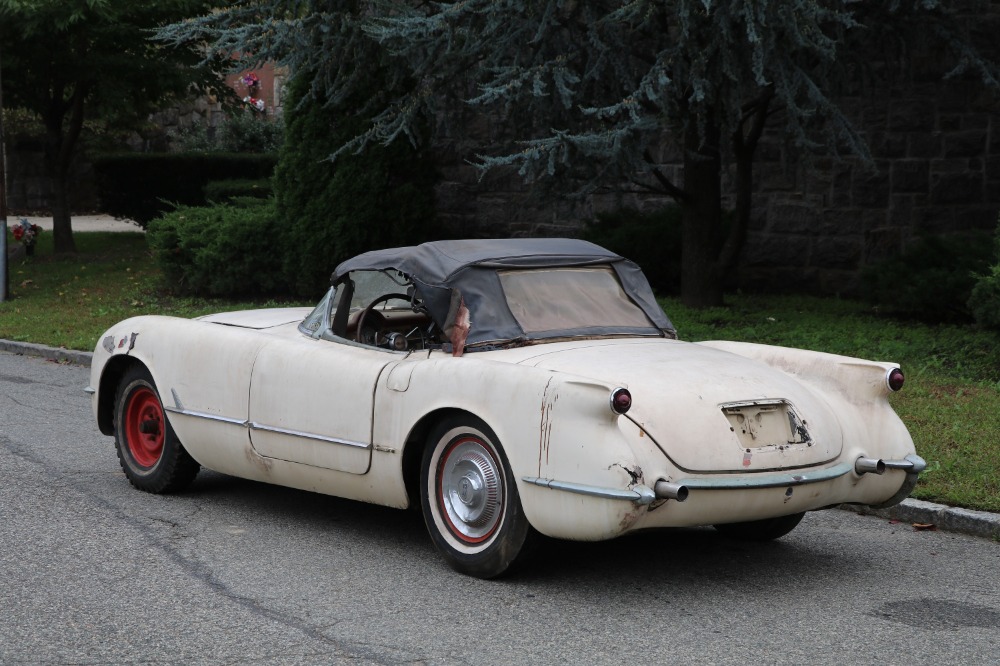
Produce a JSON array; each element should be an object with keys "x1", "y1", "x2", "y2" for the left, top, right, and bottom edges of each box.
[{"x1": 248, "y1": 338, "x2": 393, "y2": 473}]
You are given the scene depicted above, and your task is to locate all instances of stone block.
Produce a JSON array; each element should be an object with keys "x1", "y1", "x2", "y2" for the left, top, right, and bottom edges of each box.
[
  {"x1": 814, "y1": 237, "x2": 863, "y2": 270},
  {"x1": 961, "y1": 114, "x2": 991, "y2": 131},
  {"x1": 766, "y1": 198, "x2": 821, "y2": 234},
  {"x1": 852, "y1": 169, "x2": 890, "y2": 208},
  {"x1": 830, "y1": 169, "x2": 852, "y2": 208},
  {"x1": 891, "y1": 160, "x2": 929, "y2": 194},
  {"x1": 987, "y1": 180, "x2": 1000, "y2": 204},
  {"x1": 740, "y1": 234, "x2": 810, "y2": 268},
  {"x1": 864, "y1": 226, "x2": 904, "y2": 264},
  {"x1": 930, "y1": 172, "x2": 984, "y2": 205},
  {"x1": 939, "y1": 114, "x2": 963, "y2": 132},
  {"x1": 913, "y1": 207, "x2": 958, "y2": 235},
  {"x1": 908, "y1": 132, "x2": 942, "y2": 159},
  {"x1": 814, "y1": 208, "x2": 866, "y2": 236},
  {"x1": 872, "y1": 131, "x2": 907, "y2": 159},
  {"x1": 943, "y1": 130, "x2": 988, "y2": 158},
  {"x1": 887, "y1": 104, "x2": 935, "y2": 132},
  {"x1": 986, "y1": 156, "x2": 1000, "y2": 180}
]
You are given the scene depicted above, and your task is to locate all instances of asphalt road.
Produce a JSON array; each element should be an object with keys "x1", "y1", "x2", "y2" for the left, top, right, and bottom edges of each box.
[{"x1": 1, "y1": 351, "x2": 998, "y2": 665}]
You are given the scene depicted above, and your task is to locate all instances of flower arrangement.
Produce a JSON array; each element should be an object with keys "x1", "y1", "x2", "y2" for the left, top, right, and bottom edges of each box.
[
  {"x1": 240, "y1": 72, "x2": 260, "y2": 90},
  {"x1": 240, "y1": 72, "x2": 265, "y2": 112},
  {"x1": 11, "y1": 218, "x2": 42, "y2": 247}
]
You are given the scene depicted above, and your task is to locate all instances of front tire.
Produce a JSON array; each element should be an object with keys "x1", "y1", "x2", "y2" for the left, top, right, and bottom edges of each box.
[
  {"x1": 113, "y1": 366, "x2": 199, "y2": 493},
  {"x1": 420, "y1": 416, "x2": 531, "y2": 578},
  {"x1": 713, "y1": 512, "x2": 805, "y2": 541}
]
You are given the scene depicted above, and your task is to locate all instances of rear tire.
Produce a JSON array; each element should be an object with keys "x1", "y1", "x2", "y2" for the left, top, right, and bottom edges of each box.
[
  {"x1": 714, "y1": 512, "x2": 805, "y2": 541},
  {"x1": 113, "y1": 366, "x2": 199, "y2": 493},
  {"x1": 420, "y1": 416, "x2": 531, "y2": 578}
]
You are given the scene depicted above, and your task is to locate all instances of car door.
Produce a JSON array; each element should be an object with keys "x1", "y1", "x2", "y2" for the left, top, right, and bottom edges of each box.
[{"x1": 247, "y1": 337, "x2": 394, "y2": 474}]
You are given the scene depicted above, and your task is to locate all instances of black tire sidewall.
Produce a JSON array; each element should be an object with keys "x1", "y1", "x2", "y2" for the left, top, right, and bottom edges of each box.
[
  {"x1": 113, "y1": 366, "x2": 191, "y2": 492},
  {"x1": 420, "y1": 415, "x2": 530, "y2": 578}
]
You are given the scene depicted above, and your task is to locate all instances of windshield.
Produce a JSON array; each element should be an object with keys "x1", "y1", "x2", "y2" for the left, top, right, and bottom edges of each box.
[
  {"x1": 498, "y1": 267, "x2": 654, "y2": 334},
  {"x1": 349, "y1": 270, "x2": 412, "y2": 310}
]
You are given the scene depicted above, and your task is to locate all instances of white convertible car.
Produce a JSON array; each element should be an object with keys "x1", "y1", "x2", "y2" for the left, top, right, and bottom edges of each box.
[{"x1": 89, "y1": 239, "x2": 924, "y2": 578}]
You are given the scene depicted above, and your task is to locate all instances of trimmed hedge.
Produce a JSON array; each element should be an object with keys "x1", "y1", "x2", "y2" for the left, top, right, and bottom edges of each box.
[
  {"x1": 93, "y1": 152, "x2": 278, "y2": 226},
  {"x1": 861, "y1": 231, "x2": 994, "y2": 322},
  {"x1": 147, "y1": 198, "x2": 288, "y2": 297},
  {"x1": 969, "y1": 220, "x2": 1000, "y2": 331},
  {"x1": 581, "y1": 206, "x2": 683, "y2": 295},
  {"x1": 203, "y1": 178, "x2": 273, "y2": 203}
]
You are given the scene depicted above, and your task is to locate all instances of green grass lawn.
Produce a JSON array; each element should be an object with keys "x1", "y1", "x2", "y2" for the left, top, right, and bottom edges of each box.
[{"x1": 3, "y1": 232, "x2": 998, "y2": 512}]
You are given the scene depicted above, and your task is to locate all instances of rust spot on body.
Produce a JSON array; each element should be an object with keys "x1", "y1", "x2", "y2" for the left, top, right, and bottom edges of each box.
[
  {"x1": 538, "y1": 377, "x2": 556, "y2": 475},
  {"x1": 245, "y1": 442, "x2": 273, "y2": 473}
]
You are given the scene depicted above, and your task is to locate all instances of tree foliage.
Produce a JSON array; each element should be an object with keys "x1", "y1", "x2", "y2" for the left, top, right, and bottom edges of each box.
[
  {"x1": 274, "y1": 71, "x2": 439, "y2": 297},
  {"x1": 0, "y1": 0, "x2": 229, "y2": 252},
  {"x1": 160, "y1": 0, "x2": 998, "y2": 304}
]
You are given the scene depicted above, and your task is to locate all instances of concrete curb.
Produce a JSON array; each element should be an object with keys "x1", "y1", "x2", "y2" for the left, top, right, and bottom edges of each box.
[
  {"x1": 0, "y1": 339, "x2": 93, "y2": 366},
  {"x1": 841, "y1": 500, "x2": 1000, "y2": 541},
  {"x1": 2, "y1": 338, "x2": 998, "y2": 542}
]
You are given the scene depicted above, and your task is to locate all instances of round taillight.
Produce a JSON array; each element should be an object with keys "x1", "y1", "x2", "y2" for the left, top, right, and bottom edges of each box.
[
  {"x1": 610, "y1": 387, "x2": 632, "y2": 415},
  {"x1": 887, "y1": 368, "x2": 905, "y2": 392}
]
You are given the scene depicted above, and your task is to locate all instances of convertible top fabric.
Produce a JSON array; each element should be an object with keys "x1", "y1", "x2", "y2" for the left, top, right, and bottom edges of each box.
[{"x1": 331, "y1": 238, "x2": 676, "y2": 346}]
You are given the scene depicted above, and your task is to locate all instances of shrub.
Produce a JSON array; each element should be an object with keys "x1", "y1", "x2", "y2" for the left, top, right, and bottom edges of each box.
[
  {"x1": 147, "y1": 198, "x2": 288, "y2": 297},
  {"x1": 203, "y1": 178, "x2": 272, "y2": 204},
  {"x1": 969, "y1": 221, "x2": 1000, "y2": 331},
  {"x1": 171, "y1": 111, "x2": 284, "y2": 154},
  {"x1": 93, "y1": 152, "x2": 278, "y2": 226},
  {"x1": 581, "y1": 206, "x2": 683, "y2": 295},
  {"x1": 274, "y1": 71, "x2": 439, "y2": 297},
  {"x1": 861, "y1": 231, "x2": 994, "y2": 322}
]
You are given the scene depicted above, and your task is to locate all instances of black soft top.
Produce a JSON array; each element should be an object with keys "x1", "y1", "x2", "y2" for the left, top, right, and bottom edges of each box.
[{"x1": 331, "y1": 238, "x2": 675, "y2": 347}]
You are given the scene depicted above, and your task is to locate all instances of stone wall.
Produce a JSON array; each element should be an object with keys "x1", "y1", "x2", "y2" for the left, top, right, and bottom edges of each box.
[
  {"x1": 432, "y1": 7, "x2": 1000, "y2": 296},
  {"x1": 733, "y1": 78, "x2": 1000, "y2": 294}
]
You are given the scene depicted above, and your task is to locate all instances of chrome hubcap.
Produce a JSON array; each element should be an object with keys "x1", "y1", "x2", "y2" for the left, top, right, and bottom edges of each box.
[{"x1": 440, "y1": 438, "x2": 502, "y2": 542}]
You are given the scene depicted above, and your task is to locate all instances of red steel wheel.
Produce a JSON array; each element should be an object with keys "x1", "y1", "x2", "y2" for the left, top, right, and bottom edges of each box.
[
  {"x1": 124, "y1": 386, "x2": 165, "y2": 468},
  {"x1": 113, "y1": 365, "x2": 199, "y2": 494}
]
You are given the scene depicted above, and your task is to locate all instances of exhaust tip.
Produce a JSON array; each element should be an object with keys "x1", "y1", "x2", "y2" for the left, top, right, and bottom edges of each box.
[
  {"x1": 855, "y1": 457, "x2": 885, "y2": 475},
  {"x1": 654, "y1": 480, "x2": 689, "y2": 502}
]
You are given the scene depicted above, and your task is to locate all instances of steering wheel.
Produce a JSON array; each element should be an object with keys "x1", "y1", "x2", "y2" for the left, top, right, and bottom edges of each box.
[{"x1": 354, "y1": 293, "x2": 411, "y2": 346}]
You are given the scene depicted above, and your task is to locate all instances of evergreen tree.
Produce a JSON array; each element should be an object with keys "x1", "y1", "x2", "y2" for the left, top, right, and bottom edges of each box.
[
  {"x1": 0, "y1": 0, "x2": 226, "y2": 253},
  {"x1": 161, "y1": 1, "x2": 997, "y2": 305},
  {"x1": 274, "y1": 70, "x2": 438, "y2": 297}
]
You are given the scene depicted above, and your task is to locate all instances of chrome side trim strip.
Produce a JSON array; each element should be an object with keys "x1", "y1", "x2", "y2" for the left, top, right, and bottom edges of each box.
[
  {"x1": 163, "y1": 406, "x2": 372, "y2": 451},
  {"x1": 522, "y1": 477, "x2": 656, "y2": 504},
  {"x1": 677, "y1": 463, "x2": 853, "y2": 490},
  {"x1": 163, "y1": 406, "x2": 248, "y2": 426},
  {"x1": 247, "y1": 422, "x2": 371, "y2": 450}
]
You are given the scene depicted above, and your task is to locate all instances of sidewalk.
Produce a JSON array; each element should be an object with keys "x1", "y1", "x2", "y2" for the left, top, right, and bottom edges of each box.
[
  {"x1": 6, "y1": 213, "x2": 142, "y2": 233},
  {"x1": 1, "y1": 335, "x2": 998, "y2": 543}
]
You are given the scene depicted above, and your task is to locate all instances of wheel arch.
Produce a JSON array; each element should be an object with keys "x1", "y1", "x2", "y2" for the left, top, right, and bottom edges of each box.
[
  {"x1": 96, "y1": 355, "x2": 148, "y2": 435},
  {"x1": 400, "y1": 407, "x2": 485, "y2": 511}
]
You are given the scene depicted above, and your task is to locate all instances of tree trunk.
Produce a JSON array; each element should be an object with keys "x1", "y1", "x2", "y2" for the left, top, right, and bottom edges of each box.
[
  {"x1": 680, "y1": 119, "x2": 724, "y2": 307},
  {"x1": 43, "y1": 83, "x2": 87, "y2": 255},
  {"x1": 50, "y1": 174, "x2": 76, "y2": 254}
]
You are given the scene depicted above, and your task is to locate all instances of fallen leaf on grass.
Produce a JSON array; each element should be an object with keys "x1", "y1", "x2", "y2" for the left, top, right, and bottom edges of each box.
[{"x1": 20, "y1": 279, "x2": 33, "y2": 287}]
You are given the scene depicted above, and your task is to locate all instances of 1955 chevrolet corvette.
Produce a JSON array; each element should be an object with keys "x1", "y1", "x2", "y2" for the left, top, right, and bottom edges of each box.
[{"x1": 89, "y1": 238, "x2": 924, "y2": 577}]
